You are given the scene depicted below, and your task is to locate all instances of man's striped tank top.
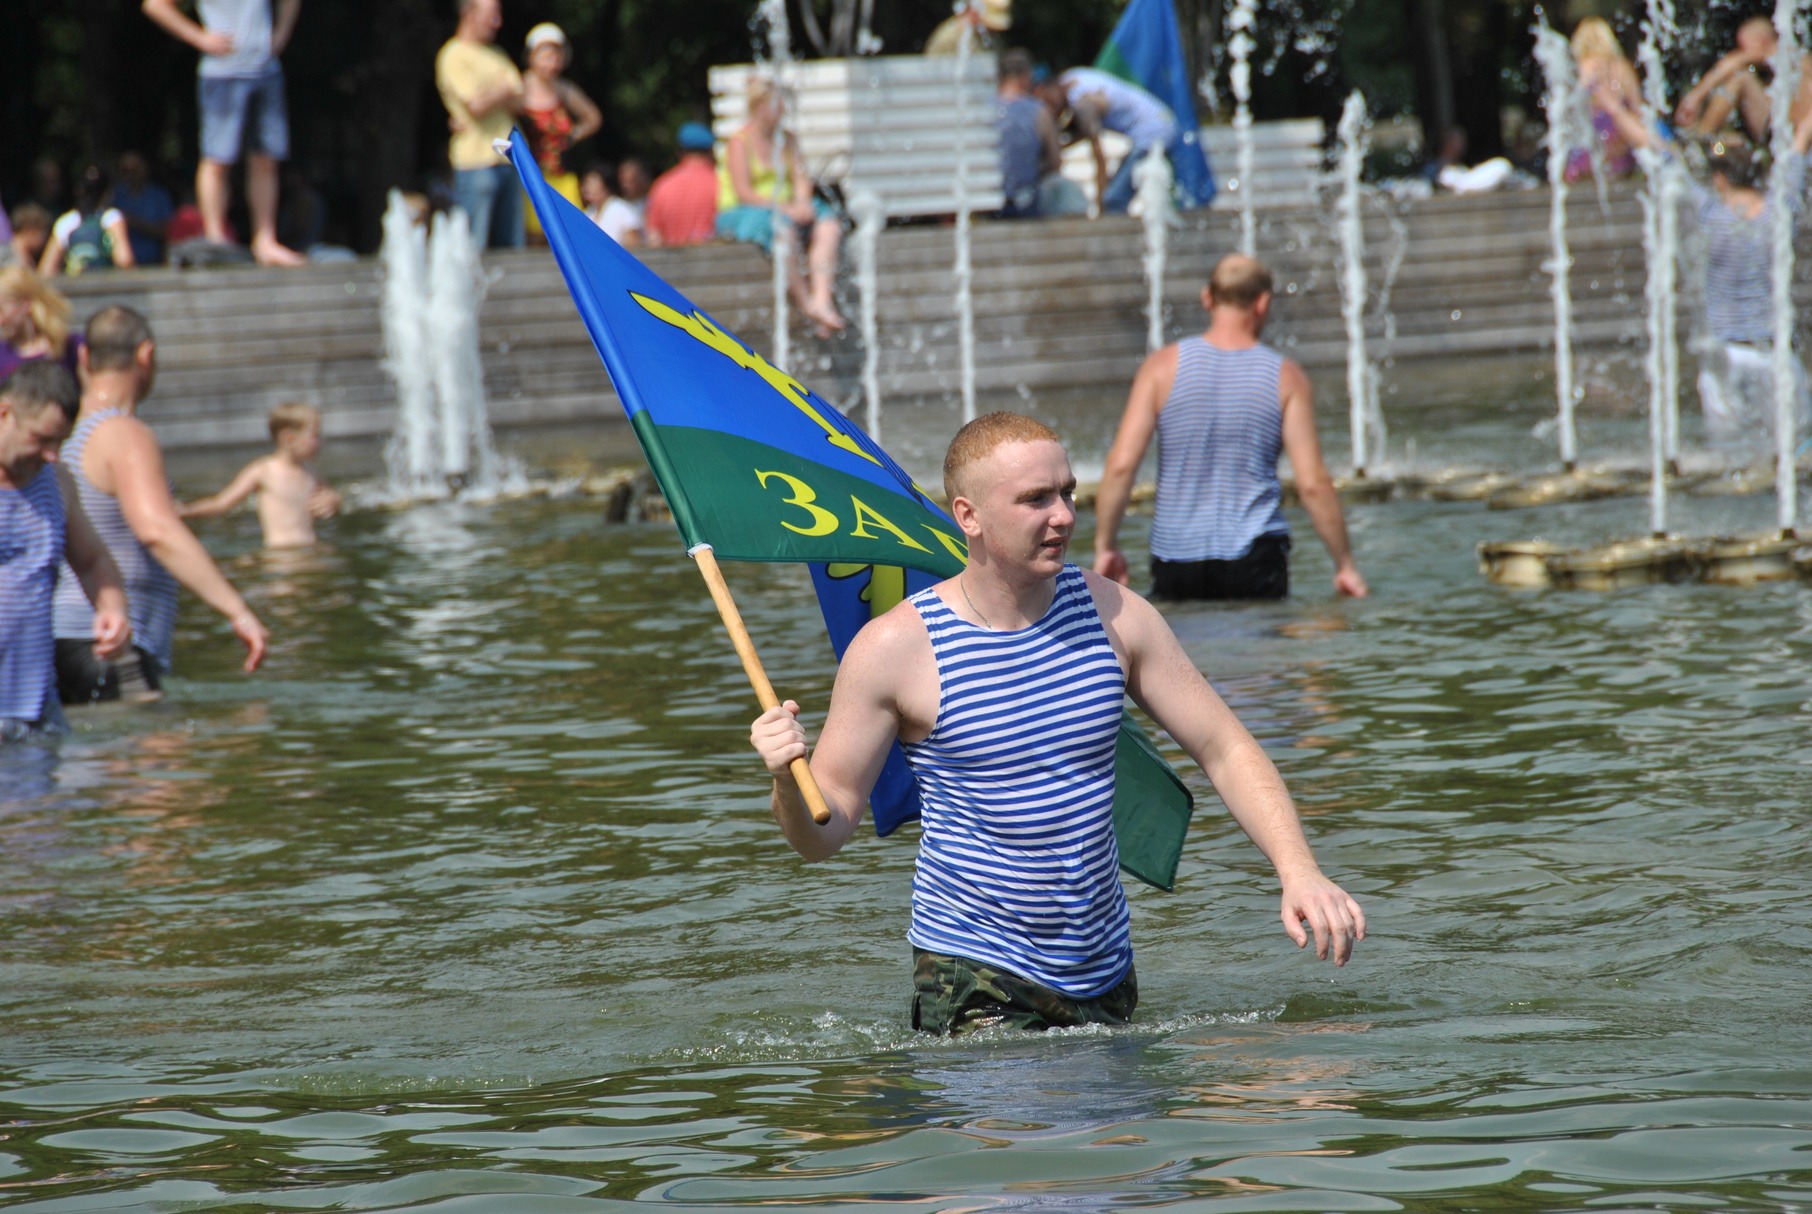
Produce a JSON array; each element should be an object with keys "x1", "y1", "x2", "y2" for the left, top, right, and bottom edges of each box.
[
  {"x1": 52, "y1": 410, "x2": 181, "y2": 672},
  {"x1": 1149, "y1": 337, "x2": 1290, "y2": 562},
  {"x1": 0, "y1": 465, "x2": 66, "y2": 721},
  {"x1": 903, "y1": 564, "x2": 1132, "y2": 998}
]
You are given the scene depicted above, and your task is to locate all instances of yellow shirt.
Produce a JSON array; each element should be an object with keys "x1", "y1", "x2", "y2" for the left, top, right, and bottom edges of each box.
[
  {"x1": 716, "y1": 133, "x2": 794, "y2": 211},
  {"x1": 436, "y1": 38, "x2": 522, "y2": 171}
]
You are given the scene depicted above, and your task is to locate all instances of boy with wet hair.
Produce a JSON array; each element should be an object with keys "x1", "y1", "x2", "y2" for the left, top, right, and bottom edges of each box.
[{"x1": 182, "y1": 401, "x2": 339, "y2": 548}]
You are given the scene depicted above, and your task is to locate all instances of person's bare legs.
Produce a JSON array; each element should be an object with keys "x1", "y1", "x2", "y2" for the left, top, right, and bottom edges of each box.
[
  {"x1": 1733, "y1": 73, "x2": 1774, "y2": 142},
  {"x1": 246, "y1": 153, "x2": 305, "y2": 267},
  {"x1": 1791, "y1": 55, "x2": 1812, "y2": 128},
  {"x1": 803, "y1": 217, "x2": 846, "y2": 335},
  {"x1": 197, "y1": 159, "x2": 234, "y2": 243}
]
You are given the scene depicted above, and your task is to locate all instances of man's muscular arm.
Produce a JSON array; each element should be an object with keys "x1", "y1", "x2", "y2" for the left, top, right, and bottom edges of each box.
[
  {"x1": 1092, "y1": 572, "x2": 1366, "y2": 964},
  {"x1": 750, "y1": 603, "x2": 919, "y2": 861},
  {"x1": 1094, "y1": 345, "x2": 1174, "y2": 585},
  {"x1": 1279, "y1": 359, "x2": 1367, "y2": 597}
]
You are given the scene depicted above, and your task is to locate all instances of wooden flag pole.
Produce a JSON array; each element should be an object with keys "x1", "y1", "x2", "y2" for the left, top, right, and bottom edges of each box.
[{"x1": 690, "y1": 544, "x2": 832, "y2": 825}]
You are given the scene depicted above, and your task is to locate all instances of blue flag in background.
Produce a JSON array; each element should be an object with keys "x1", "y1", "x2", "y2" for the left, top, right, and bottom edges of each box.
[{"x1": 1095, "y1": 0, "x2": 1216, "y2": 209}]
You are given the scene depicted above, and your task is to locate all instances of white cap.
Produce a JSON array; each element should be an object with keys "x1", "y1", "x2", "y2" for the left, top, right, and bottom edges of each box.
[{"x1": 525, "y1": 22, "x2": 567, "y2": 51}]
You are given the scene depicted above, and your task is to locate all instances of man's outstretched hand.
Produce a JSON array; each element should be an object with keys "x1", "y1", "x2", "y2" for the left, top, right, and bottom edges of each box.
[{"x1": 1280, "y1": 872, "x2": 1367, "y2": 966}]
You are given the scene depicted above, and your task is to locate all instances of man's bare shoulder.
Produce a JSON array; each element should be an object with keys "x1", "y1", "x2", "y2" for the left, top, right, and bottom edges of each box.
[
  {"x1": 83, "y1": 412, "x2": 161, "y2": 479},
  {"x1": 87, "y1": 411, "x2": 156, "y2": 449},
  {"x1": 1079, "y1": 566, "x2": 1166, "y2": 650},
  {"x1": 842, "y1": 593, "x2": 932, "y2": 673},
  {"x1": 1080, "y1": 565, "x2": 1159, "y2": 616},
  {"x1": 1278, "y1": 354, "x2": 1312, "y2": 398}
]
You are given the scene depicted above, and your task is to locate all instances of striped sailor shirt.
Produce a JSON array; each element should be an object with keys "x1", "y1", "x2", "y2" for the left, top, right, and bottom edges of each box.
[
  {"x1": 0, "y1": 465, "x2": 66, "y2": 721},
  {"x1": 1149, "y1": 337, "x2": 1290, "y2": 563},
  {"x1": 53, "y1": 410, "x2": 181, "y2": 674},
  {"x1": 903, "y1": 564, "x2": 1132, "y2": 999},
  {"x1": 1692, "y1": 154, "x2": 1805, "y2": 345}
]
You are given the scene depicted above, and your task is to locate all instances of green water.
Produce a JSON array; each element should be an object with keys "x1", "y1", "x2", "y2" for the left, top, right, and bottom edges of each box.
[{"x1": 5, "y1": 375, "x2": 1812, "y2": 1211}]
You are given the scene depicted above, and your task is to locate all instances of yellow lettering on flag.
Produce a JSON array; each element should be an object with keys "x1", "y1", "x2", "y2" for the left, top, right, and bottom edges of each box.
[
  {"x1": 755, "y1": 470, "x2": 840, "y2": 536},
  {"x1": 632, "y1": 293, "x2": 879, "y2": 467},
  {"x1": 918, "y1": 525, "x2": 969, "y2": 563},
  {"x1": 849, "y1": 496, "x2": 932, "y2": 553}
]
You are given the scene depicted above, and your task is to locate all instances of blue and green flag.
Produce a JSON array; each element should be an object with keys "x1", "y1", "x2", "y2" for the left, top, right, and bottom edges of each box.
[
  {"x1": 1096, "y1": 0, "x2": 1216, "y2": 209},
  {"x1": 507, "y1": 135, "x2": 1194, "y2": 889}
]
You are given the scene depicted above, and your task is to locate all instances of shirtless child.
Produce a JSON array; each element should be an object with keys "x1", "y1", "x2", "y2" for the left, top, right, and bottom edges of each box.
[{"x1": 182, "y1": 402, "x2": 340, "y2": 547}]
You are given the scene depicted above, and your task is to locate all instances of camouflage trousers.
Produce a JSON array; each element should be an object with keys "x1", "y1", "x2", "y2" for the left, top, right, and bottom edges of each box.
[{"x1": 910, "y1": 949, "x2": 1138, "y2": 1036}]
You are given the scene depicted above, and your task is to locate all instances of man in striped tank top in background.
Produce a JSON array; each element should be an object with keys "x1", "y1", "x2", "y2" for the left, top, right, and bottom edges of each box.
[
  {"x1": 51, "y1": 307, "x2": 268, "y2": 705},
  {"x1": 751, "y1": 412, "x2": 1365, "y2": 1035},
  {"x1": 1093, "y1": 253, "x2": 1367, "y2": 601},
  {"x1": 0, "y1": 363, "x2": 132, "y2": 739}
]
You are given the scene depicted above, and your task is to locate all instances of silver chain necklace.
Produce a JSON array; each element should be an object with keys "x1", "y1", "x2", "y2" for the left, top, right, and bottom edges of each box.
[{"x1": 959, "y1": 574, "x2": 993, "y2": 629}]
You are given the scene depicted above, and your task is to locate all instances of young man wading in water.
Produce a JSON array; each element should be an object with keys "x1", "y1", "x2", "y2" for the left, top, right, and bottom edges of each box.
[{"x1": 750, "y1": 412, "x2": 1365, "y2": 1034}]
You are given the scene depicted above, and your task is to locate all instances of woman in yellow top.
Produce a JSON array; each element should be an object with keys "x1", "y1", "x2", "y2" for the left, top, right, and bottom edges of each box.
[{"x1": 716, "y1": 76, "x2": 846, "y2": 335}]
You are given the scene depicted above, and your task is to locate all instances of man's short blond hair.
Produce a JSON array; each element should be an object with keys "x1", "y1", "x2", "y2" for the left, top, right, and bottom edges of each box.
[
  {"x1": 269, "y1": 401, "x2": 321, "y2": 441},
  {"x1": 1207, "y1": 253, "x2": 1273, "y2": 310},
  {"x1": 943, "y1": 411, "x2": 1061, "y2": 503}
]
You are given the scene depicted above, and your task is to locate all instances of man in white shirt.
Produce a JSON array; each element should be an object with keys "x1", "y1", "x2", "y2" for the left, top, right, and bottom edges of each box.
[{"x1": 1039, "y1": 66, "x2": 1177, "y2": 214}]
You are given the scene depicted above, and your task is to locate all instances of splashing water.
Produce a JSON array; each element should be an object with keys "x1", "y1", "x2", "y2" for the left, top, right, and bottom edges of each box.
[
  {"x1": 1532, "y1": 20, "x2": 1591, "y2": 469},
  {"x1": 954, "y1": 23, "x2": 977, "y2": 423},
  {"x1": 1227, "y1": 0, "x2": 1258, "y2": 254},
  {"x1": 848, "y1": 189, "x2": 885, "y2": 439},
  {"x1": 1334, "y1": 91, "x2": 1384, "y2": 476},
  {"x1": 1770, "y1": 0, "x2": 1804, "y2": 532},
  {"x1": 1638, "y1": 0, "x2": 1685, "y2": 476},
  {"x1": 425, "y1": 210, "x2": 500, "y2": 491},
  {"x1": 380, "y1": 198, "x2": 515, "y2": 501},
  {"x1": 1631, "y1": 0, "x2": 1683, "y2": 534},
  {"x1": 759, "y1": 0, "x2": 793, "y2": 371},
  {"x1": 380, "y1": 192, "x2": 435, "y2": 494},
  {"x1": 1134, "y1": 152, "x2": 1175, "y2": 353}
]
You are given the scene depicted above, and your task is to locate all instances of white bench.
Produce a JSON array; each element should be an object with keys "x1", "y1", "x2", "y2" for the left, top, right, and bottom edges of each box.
[{"x1": 709, "y1": 55, "x2": 1003, "y2": 220}]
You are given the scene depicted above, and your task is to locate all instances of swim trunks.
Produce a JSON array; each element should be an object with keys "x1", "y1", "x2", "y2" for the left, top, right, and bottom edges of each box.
[
  {"x1": 55, "y1": 641, "x2": 163, "y2": 705},
  {"x1": 911, "y1": 949, "x2": 1138, "y2": 1035},
  {"x1": 1150, "y1": 534, "x2": 1291, "y2": 601}
]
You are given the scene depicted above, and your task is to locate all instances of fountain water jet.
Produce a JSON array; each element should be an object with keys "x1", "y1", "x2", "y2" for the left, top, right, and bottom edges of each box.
[
  {"x1": 1630, "y1": 0, "x2": 1685, "y2": 536},
  {"x1": 1133, "y1": 151, "x2": 1175, "y2": 353},
  {"x1": 425, "y1": 209, "x2": 498, "y2": 490},
  {"x1": 380, "y1": 196, "x2": 516, "y2": 502},
  {"x1": 1226, "y1": 0, "x2": 1258, "y2": 255},
  {"x1": 1333, "y1": 91, "x2": 1385, "y2": 477},
  {"x1": 953, "y1": 23, "x2": 977, "y2": 423},
  {"x1": 1532, "y1": 20, "x2": 1589, "y2": 470},
  {"x1": 1637, "y1": 0, "x2": 1685, "y2": 475},
  {"x1": 1769, "y1": 0, "x2": 1804, "y2": 534},
  {"x1": 380, "y1": 192, "x2": 436, "y2": 495},
  {"x1": 849, "y1": 189, "x2": 885, "y2": 439}
]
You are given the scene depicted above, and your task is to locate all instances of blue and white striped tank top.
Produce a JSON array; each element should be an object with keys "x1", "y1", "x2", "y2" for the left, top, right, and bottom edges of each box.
[
  {"x1": 0, "y1": 465, "x2": 66, "y2": 721},
  {"x1": 903, "y1": 564, "x2": 1132, "y2": 998},
  {"x1": 52, "y1": 410, "x2": 181, "y2": 672},
  {"x1": 1149, "y1": 337, "x2": 1290, "y2": 562}
]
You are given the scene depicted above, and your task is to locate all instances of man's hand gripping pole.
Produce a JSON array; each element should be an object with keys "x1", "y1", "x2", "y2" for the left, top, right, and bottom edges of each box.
[{"x1": 691, "y1": 544, "x2": 833, "y2": 824}]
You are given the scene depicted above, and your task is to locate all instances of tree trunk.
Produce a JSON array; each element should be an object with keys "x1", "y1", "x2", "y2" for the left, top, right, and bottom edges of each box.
[
  {"x1": 348, "y1": 0, "x2": 440, "y2": 251},
  {"x1": 1407, "y1": 0, "x2": 1455, "y2": 154},
  {"x1": 1451, "y1": 0, "x2": 1507, "y2": 160}
]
